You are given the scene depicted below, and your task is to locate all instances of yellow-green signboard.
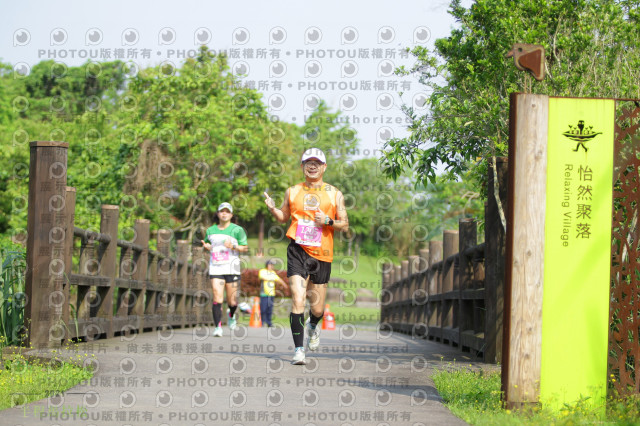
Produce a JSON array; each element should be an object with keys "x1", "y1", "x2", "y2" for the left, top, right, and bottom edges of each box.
[{"x1": 541, "y1": 98, "x2": 614, "y2": 407}]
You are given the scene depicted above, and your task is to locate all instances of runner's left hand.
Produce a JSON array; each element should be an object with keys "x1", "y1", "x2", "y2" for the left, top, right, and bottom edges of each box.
[{"x1": 314, "y1": 211, "x2": 326, "y2": 226}]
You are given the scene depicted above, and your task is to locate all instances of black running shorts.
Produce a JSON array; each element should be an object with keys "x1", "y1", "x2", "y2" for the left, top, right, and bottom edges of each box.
[
  {"x1": 209, "y1": 274, "x2": 240, "y2": 283},
  {"x1": 286, "y1": 240, "x2": 331, "y2": 284}
]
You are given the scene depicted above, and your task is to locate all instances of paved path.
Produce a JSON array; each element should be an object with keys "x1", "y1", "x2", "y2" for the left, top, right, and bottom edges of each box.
[{"x1": 0, "y1": 324, "x2": 492, "y2": 425}]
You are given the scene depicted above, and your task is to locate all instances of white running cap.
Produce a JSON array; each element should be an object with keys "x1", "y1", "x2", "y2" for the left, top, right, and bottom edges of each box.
[
  {"x1": 218, "y1": 202, "x2": 233, "y2": 212},
  {"x1": 301, "y1": 147, "x2": 326, "y2": 164}
]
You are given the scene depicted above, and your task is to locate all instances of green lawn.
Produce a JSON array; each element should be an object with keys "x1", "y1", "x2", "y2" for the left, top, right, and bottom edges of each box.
[
  {"x1": 432, "y1": 366, "x2": 640, "y2": 425},
  {"x1": 0, "y1": 352, "x2": 94, "y2": 410}
]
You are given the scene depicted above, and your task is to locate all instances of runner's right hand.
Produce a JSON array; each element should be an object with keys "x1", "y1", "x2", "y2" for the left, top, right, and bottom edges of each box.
[{"x1": 263, "y1": 192, "x2": 276, "y2": 210}]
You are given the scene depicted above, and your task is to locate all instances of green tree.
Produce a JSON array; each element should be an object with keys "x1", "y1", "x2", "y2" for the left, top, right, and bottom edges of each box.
[
  {"x1": 382, "y1": 0, "x2": 640, "y2": 186},
  {"x1": 0, "y1": 60, "x2": 128, "y2": 236},
  {"x1": 111, "y1": 48, "x2": 299, "y2": 244},
  {"x1": 297, "y1": 101, "x2": 359, "y2": 182}
]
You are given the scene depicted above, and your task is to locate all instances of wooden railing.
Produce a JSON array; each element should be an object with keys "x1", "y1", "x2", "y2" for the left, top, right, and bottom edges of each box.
[
  {"x1": 25, "y1": 142, "x2": 213, "y2": 348},
  {"x1": 380, "y1": 158, "x2": 508, "y2": 362},
  {"x1": 380, "y1": 221, "x2": 488, "y2": 354}
]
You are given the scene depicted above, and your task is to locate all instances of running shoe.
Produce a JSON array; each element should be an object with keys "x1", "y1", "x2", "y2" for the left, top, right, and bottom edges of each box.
[
  {"x1": 212, "y1": 326, "x2": 223, "y2": 337},
  {"x1": 228, "y1": 316, "x2": 237, "y2": 330},
  {"x1": 306, "y1": 318, "x2": 321, "y2": 351},
  {"x1": 292, "y1": 347, "x2": 306, "y2": 365}
]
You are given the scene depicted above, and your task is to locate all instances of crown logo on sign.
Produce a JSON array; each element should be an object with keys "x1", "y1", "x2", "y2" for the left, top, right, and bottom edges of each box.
[{"x1": 562, "y1": 120, "x2": 602, "y2": 152}]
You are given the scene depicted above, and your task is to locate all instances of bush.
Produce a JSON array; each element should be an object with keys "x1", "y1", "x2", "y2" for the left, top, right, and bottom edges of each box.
[
  {"x1": 0, "y1": 245, "x2": 27, "y2": 348},
  {"x1": 240, "y1": 269, "x2": 290, "y2": 297}
]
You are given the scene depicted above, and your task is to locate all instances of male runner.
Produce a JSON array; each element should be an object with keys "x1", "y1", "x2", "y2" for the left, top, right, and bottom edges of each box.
[{"x1": 264, "y1": 148, "x2": 349, "y2": 364}]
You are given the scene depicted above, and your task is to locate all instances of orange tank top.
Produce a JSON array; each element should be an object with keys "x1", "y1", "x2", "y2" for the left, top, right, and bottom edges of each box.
[{"x1": 286, "y1": 182, "x2": 337, "y2": 262}]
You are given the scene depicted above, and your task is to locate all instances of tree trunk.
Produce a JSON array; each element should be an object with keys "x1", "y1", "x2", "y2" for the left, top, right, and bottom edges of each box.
[
  {"x1": 257, "y1": 212, "x2": 264, "y2": 257},
  {"x1": 355, "y1": 237, "x2": 360, "y2": 264}
]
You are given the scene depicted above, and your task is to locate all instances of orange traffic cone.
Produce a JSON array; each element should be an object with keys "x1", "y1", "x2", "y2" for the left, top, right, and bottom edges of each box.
[
  {"x1": 322, "y1": 304, "x2": 335, "y2": 330},
  {"x1": 249, "y1": 297, "x2": 262, "y2": 328}
]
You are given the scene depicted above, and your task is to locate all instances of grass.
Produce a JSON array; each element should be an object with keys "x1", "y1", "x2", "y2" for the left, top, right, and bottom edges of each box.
[
  {"x1": 0, "y1": 348, "x2": 94, "y2": 410},
  {"x1": 432, "y1": 365, "x2": 640, "y2": 425},
  {"x1": 1, "y1": 243, "x2": 94, "y2": 411}
]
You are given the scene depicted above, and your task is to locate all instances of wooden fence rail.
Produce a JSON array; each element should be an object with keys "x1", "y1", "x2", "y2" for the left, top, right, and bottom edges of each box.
[
  {"x1": 25, "y1": 141, "x2": 213, "y2": 349},
  {"x1": 380, "y1": 221, "x2": 488, "y2": 355},
  {"x1": 380, "y1": 158, "x2": 508, "y2": 362}
]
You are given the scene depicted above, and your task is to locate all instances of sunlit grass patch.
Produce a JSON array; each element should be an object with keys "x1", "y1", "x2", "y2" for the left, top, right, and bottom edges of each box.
[{"x1": 432, "y1": 364, "x2": 640, "y2": 425}]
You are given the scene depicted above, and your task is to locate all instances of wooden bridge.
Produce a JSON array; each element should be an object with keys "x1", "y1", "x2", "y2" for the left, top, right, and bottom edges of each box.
[
  {"x1": 380, "y1": 158, "x2": 508, "y2": 364},
  {"x1": 24, "y1": 141, "x2": 213, "y2": 348}
]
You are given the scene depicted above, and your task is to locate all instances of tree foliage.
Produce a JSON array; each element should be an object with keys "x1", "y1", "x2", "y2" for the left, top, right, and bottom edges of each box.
[
  {"x1": 382, "y1": 0, "x2": 640, "y2": 186},
  {"x1": 0, "y1": 47, "x2": 485, "y2": 260}
]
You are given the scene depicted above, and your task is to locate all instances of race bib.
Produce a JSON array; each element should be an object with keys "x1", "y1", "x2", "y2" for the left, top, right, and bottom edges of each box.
[
  {"x1": 211, "y1": 249, "x2": 230, "y2": 262},
  {"x1": 295, "y1": 219, "x2": 322, "y2": 247}
]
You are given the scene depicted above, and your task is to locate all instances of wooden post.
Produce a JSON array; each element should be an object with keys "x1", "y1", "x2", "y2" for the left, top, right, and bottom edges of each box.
[
  {"x1": 132, "y1": 219, "x2": 149, "y2": 332},
  {"x1": 442, "y1": 230, "x2": 458, "y2": 344},
  {"x1": 428, "y1": 241, "x2": 442, "y2": 295},
  {"x1": 485, "y1": 157, "x2": 508, "y2": 363},
  {"x1": 407, "y1": 255, "x2": 419, "y2": 330},
  {"x1": 392, "y1": 264, "x2": 401, "y2": 330},
  {"x1": 191, "y1": 246, "x2": 204, "y2": 325},
  {"x1": 97, "y1": 205, "x2": 119, "y2": 339},
  {"x1": 169, "y1": 238, "x2": 179, "y2": 325},
  {"x1": 116, "y1": 233, "x2": 133, "y2": 327},
  {"x1": 401, "y1": 259, "x2": 409, "y2": 312},
  {"x1": 25, "y1": 141, "x2": 69, "y2": 348},
  {"x1": 502, "y1": 93, "x2": 548, "y2": 408},
  {"x1": 199, "y1": 248, "x2": 213, "y2": 325},
  {"x1": 157, "y1": 229, "x2": 172, "y2": 327},
  {"x1": 145, "y1": 249, "x2": 158, "y2": 331},
  {"x1": 62, "y1": 187, "x2": 76, "y2": 342},
  {"x1": 380, "y1": 262, "x2": 388, "y2": 323},
  {"x1": 408, "y1": 255, "x2": 419, "y2": 292},
  {"x1": 394, "y1": 265, "x2": 402, "y2": 301},
  {"x1": 442, "y1": 231, "x2": 458, "y2": 293},
  {"x1": 428, "y1": 240, "x2": 443, "y2": 340},
  {"x1": 176, "y1": 240, "x2": 189, "y2": 328},
  {"x1": 415, "y1": 249, "x2": 430, "y2": 329},
  {"x1": 418, "y1": 249, "x2": 429, "y2": 273},
  {"x1": 382, "y1": 262, "x2": 392, "y2": 289},
  {"x1": 459, "y1": 219, "x2": 477, "y2": 291},
  {"x1": 401, "y1": 260, "x2": 409, "y2": 280},
  {"x1": 77, "y1": 233, "x2": 94, "y2": 324},
  {"x1": 458, "y1": 219, "x2": 477, "y2": 350},
  {"x1": 388, "y1": 263, "x2": 396, "y2": 292},
  {"x1": 401, "y1": 259, "x2": 409, "y2": 326}
]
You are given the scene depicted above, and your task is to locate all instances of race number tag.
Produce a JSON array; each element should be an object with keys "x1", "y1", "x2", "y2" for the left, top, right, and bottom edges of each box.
[
  {"x1": 295, "y1": 219, "x2": 322, "y2": 247},
  {"x1": 211, "y1": 249, "x2": 230, "y2": 262}
]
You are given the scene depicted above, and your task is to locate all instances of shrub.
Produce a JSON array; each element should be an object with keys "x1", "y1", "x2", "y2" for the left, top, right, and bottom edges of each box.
[
  {"x1": 0, "y1": 246, "x2": 27, "y2": 348},
  {"x1": 240, "y1": 269, "x2": 290, "y2": 297}
]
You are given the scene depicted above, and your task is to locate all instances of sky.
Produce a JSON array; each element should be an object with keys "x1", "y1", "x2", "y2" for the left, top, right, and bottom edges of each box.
[{"x1": 0, "y1": 0, "x2": 460, "y2": 159}]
